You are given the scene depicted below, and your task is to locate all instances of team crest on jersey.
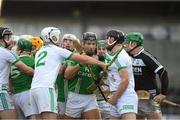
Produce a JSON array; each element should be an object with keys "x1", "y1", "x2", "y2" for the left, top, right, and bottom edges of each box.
[
  {"x1": 132, "y1": 59, "x2": 145, "y2": 66},
  {"x1": 111, "y1": 75, "x2": 115, "y2": 82}
]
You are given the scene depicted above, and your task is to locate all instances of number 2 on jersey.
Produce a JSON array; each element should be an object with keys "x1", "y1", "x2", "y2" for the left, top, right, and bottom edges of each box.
[{"x1": 36, "y1": 51, "x2": 47, "y2": 67}]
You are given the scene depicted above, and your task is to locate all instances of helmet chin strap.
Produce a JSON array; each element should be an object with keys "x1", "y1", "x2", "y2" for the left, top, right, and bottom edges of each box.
[
  {"x1": 49, "y1": 37, "x2": 59, "y2": 46},
  {"x1": 48, "y1": 29, "x2": 60, "y2": 46},
  {"x1": 107, "y1": 39, "x2": 117, "y2": 51},
  {"x1": 127, "y1": 42, "x2": 139, "y2": 56},
  {"x1": 107, "y1": 40, "x2": 116, "y2": 46},
  {"x1": 2, "y1": 39, "x2": 10, "y2": 48}
]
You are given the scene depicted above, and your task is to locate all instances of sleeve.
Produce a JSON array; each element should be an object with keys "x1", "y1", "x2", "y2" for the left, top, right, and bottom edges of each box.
[
  {"x1": 143, "y1": 52, "x2": 163, "y2": 73},
  {"x1": 59, "y1": 47, "x2": 74, "y2": 60},
  {"x1": 157, "y1": 68, "x2": 169, "y2": 95},
  {"x1": 4, "y1": 50, "x2": 19, "y2": 65},
  {"x1": 67, "y1": 60, "x2": 78, "y2": 66},
  {"x1": 115, "y1": 54, "x2": 127, "y2": 71}
]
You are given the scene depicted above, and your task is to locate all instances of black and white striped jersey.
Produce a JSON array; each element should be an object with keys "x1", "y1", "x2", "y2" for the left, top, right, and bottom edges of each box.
[{"x1": 130, "y1": 48, "x2": 163, "y2": 96}]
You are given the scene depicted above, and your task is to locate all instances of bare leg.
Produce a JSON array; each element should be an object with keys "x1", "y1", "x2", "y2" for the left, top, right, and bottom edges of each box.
[
  {"x1": 41, "y1": 112, "x2": 57, "y2": 119},
  {"x1": 28, "y1": 114, "x2": 42, "y2": 120},
  {"x1": 136, "y1": 114, "x2": 146, "y2": 120},
  {"x1": 82, "y1": 109, "x2": 101, "y2": 119},
  {"x1": 0, "y1": 109, "x2": 17, "y2": 119},
  {"x1": 147, "y1": 112, "x2": 162, "y2": 120},
  {"x1": 109, "y1": 115, "x2": 120, "y2": 119},
  {"x1": 121, "y1": 113, "x2": 136, "y2": 120}
]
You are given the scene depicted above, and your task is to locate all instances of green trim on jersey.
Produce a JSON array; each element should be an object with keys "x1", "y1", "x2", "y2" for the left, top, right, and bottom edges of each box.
[
  {"x1": 49, "y1": 88, "x2": 54, "y2": 112},
  {"x1": 11, "y1": 56, "x2": 34, "y2": 94},
  {"x1": 0, "y1": 93, "x2": 8, "y2": 109},
  {"x1": 67, "y1": 60, "x2": 102, "y2": 94},
  {"x1": 114, "y1": 59, "x2": 127, "y2": 71},
  {"x1": 118, "y1": 66, "x2": 127, "y2": 71},
  {"x1": 109, "y1": 48, "x2": 122, "y2": 56},
  {"x1": 12, "y1": 58, "x2": 20, "y2": 65},
  {"x1": 66, "y1": 52, "x2": 74, "y2": 60},
  {"x1": 104, "y1": 48, "x2": 126, "y2": 71}
]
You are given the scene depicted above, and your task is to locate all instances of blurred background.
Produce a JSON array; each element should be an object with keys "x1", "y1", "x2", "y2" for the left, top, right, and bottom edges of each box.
[{"x1": 0, "y1": 0, "x2": 180, "y2": 119}]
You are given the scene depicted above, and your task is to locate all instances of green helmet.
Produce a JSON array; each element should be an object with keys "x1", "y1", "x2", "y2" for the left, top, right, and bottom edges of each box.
[
  {"x1": 97, "y1": 40, "x2": 107, "y2": 47},
  {"x1": 125, "y1": 32, "x2": 144, "y2": 46},
  {"x1": 17, "y1": 38, "x2": 32, "y2": 52}
]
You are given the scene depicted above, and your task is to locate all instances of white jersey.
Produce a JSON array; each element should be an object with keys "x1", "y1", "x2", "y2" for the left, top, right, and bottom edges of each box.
[
  {"x1": 0, "y1": 46, "x2": 19, "y2": 87},
  {"x1": 31, "y1": 44, "x2": 73, "y2": 89},
  {"x1": 105, "y1": 49, "x2": 135, "y2": 94}
]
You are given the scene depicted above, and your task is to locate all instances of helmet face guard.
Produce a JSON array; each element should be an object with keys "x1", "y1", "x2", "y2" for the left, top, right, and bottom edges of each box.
[
  {"x1": 41, "y1": 27, "x2": 61, "y2": 45},
  {"x1": 0, "y1": 27, "x2": 13, "y2": 39},
  {"x1": 106, "y1": 29, "x2": 124, "y2": 51},
  {"x1": 106, "y1": 36, "x2": 117, "y2": 46},
  {"x1": 0, "y1": 27, "x2": 13, "y2": 47},
  {"x1": 106, "y1": 29, "x2": 125, "y2": 45},
  {"x1": 62, "y1": 34, "x2": 78, "y2": 52}
]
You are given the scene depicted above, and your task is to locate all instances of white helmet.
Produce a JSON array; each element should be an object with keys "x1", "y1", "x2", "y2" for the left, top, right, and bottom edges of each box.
[
  {"x1": 41, "y1": 27, "x2": 61, "y2": 44},
  {"x1": 63, "y1": 34, "x2": 80, "y2": 44},
  {"x1": 62, "y1": 34, "x2": 77, "y2": 41}
]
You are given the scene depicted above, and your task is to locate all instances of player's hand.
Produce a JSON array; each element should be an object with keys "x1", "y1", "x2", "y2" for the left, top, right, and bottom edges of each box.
[
  {"x1": 101, "y1": 63, "x2": 108, "y2": 72},
  {"x1": 153, "y1": 94, "x2": 166, "y2": 104},
  {"x1": 108, "y1": 95, "x2": 118, "y2": 105}
]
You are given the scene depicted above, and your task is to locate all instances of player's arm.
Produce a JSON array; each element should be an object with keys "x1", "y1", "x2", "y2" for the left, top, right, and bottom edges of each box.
[
  {"x1": 15, "y1": 61, "x2": 34, "y2": 75},
  {"x1": 153, "y1": 68, "x2": 169, "y2": 104},
  {"x1": 59, "y1": 62, "x2": 67, "y2": 76},
  {"x1": 143, "y1": 53, "x2": 169, "y2": 94},
  {"x1": 8, "y1": 78, "x2": 14, "y2": 94},
  {"x1": 70, "y1": 53, "x2": 107, "y2": 71},
  {"x1": 64, "y1": 63, "x2": 81, "y2": 80},
  {"x1": 108, "y1": 68, "x2": 129, "y2": 105},
  {"x1": 157, "y1": 68, "x2": 169, "y2": 95},
  {"x1": 143, "y1": 53, "x2": 168, "y2": 103},
  {"x1": 113, "y1": 68, "x2": 129, "y2": 99}
]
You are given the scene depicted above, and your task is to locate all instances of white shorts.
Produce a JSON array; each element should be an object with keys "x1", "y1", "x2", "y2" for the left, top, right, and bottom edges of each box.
[
  {"x1": 58, "y1": 101, "x2": 65, "y2": 115},
  {"x1": 110, "y1": 92, "x2": 138, "y2": 117},
  {"x1": 30, "y1": 87, "x2": 58, "y2": 114},
  {"x1": 97, "y1": 100, "x2": 111, "y2": 119},
  {"x1": 14, "y1": 90, "x2": 35, "y2": 117},
  {"x1": 0, "y1": 91, "x2": 15, "y2": 111},
  {"x1": 65, "y1": 91, "x2": 99, "y2": 118}
]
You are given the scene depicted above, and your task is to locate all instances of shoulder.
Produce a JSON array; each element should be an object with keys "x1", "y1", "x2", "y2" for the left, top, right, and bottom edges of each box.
[
  {"x1": 119, "y1": 49, "x2": 131, "y2": 60},
  {"x1": 141, "y1": 50, "x2": 158, "y2": 61},
  {"x1": 0, "y1": 47, "x2": 18, "y2": 58},
  {"x1": 0, "y1": 46, "x2": 10, "y2": 54}
]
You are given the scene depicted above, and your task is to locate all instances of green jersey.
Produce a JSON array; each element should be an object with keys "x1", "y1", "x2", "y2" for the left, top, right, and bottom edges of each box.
[
  {"x1": 67, "y1": 60, "x2": 102, "y2": 94},
  {"x1": 11, "y1": 55, "x2": 34, "y2": 94},
  {"x1": 56, "y1": 75, "x2": 68, "y2": 102},
  {"x1": 56, "y1": 61, "x2": 68, "y2": 102}
]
